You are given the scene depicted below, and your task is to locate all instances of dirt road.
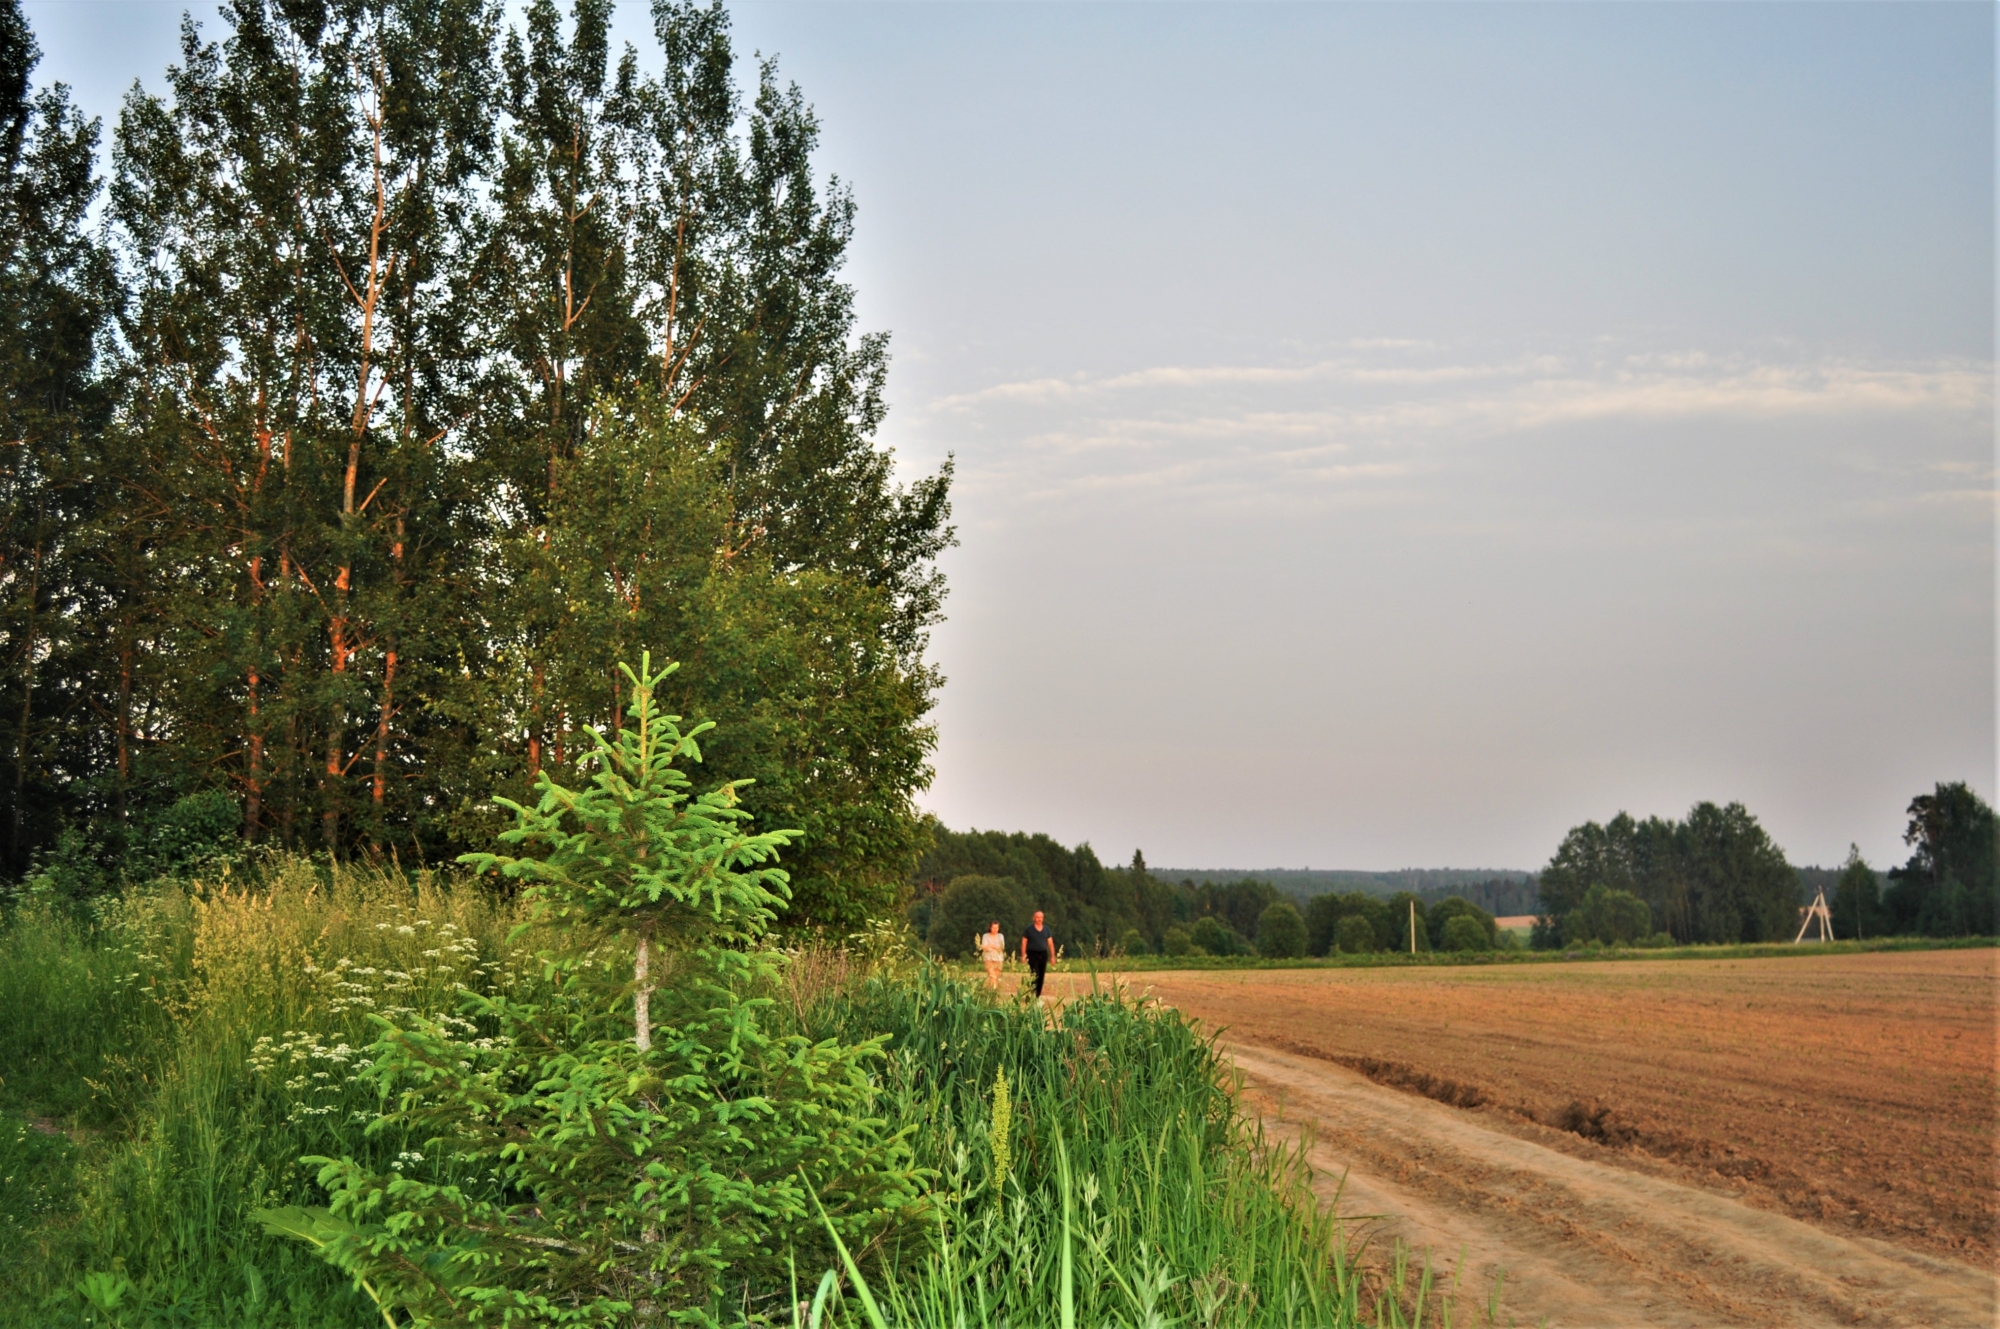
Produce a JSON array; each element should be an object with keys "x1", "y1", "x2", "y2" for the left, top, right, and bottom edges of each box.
[
  {"x1": 1048, "y1": 951, "x2": 1998, "y2": 1327},
  {"x1": 1236, "y1": 1041, "x2": 1992, "y2": 1328}
]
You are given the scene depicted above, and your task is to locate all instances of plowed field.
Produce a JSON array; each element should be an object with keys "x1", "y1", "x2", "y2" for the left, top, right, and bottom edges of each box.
[{"x1": 1048, "y1": 949, "x2": 1998, "y2": 1327}]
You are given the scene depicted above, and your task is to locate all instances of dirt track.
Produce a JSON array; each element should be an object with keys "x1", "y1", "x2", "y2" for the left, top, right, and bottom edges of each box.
[{"x1": 1048, "y1": 950, "x2": 1998, "y2": 1327}]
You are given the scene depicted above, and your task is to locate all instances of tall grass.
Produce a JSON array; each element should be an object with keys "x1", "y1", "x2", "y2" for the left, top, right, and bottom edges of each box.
[
  {"x1": 2, "y1": 869, "x2": 1466, "y2": 1327},
  {"x1": 0, "y1": 862, "x2": 532, "y2": 1326},
  {"x1": 799, "y1": 971, "x2": 1450, "y2": 1328}
]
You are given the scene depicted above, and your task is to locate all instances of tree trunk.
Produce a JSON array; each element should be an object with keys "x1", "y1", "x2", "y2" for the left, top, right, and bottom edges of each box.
[
  {"x1": 634, "y1": 934, "x2": 652, "y2": 1052},
  {"x1": 370, "y1": 647, "x2": 396, "y2": 850},
  {"x1": 116, "y1": 631, "x2": 133, "y2": 826},
  {"x1": 11, "y1": 536, "x2": 42, "y2": 872},
  {"x1": 245, "y1": 667, "x2": 263, "y2": 839}
]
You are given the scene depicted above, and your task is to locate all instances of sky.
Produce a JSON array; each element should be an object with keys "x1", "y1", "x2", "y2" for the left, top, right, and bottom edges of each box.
[{"x1": 24, "y1": 0, "x2": 1996, "y2": 873}]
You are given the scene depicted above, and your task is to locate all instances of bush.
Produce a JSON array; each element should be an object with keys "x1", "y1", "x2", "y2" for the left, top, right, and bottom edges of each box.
[
  {"x1": 1189, "y1": 915, "x2": 1242, "y2": 956},
  {"x1": 1387, "y1": 892, "x2": 1431, "y2": 952},
  {"x1": 1116, "y1": 927, "x2": 1150, "y2": 956},
  {"x1": 261, "y1": 656, "x2": 921, "y2": 1325},
  {"x1": 1566, "y1": 883, "x2": 1652, "y2": 945},
  {"x1": 1256, "y1": 902, "x2": 1307, "y2": 958},
  {"x1": 1334, "y1": 913, "x2": 1376, "y2": 953},
  {"x1": 927, "y1": 874, "x2": 1031, "y2": 958},
  {"x1": 1162, "y1": 924, "x2": 1193, "y2": 956},
  {"x1": 1306, "y1": 891, "x2": 1394, "y2": 956},
  {"x1": 1439, "y1": 915, "x2": 1490, "y2": 952},
  {"x1": 1426, "y1": 896, "x2": 1497, "y2": 950}
]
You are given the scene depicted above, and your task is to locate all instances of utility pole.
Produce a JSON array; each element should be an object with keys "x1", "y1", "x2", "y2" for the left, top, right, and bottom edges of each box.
[{"x1": 1794, "y1": 888, "x2": 1833, "y2": 943}]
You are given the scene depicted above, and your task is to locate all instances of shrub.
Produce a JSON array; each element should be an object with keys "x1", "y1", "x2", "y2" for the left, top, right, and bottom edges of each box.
[
  {"x1": 1439, "y1": 915, "x2": 1490, "y2": 952},
  {"x1": 927, "y1": 874, "x2": 1030, "y2": 958},
  {"x1": 259, "y1": 656, "x2": 920, "y2": 1325},
  {"x1": 1189, "y1": 915, "x2": 1242, "y2": 956},
  {"x1": 1116, "y1": 927, "x2": 1150, "y2": 956},
  {"x1": 1306, "y1": 891, "x2": 1394, "y2": 956},
  {"x1": 1387, "y1": 892, "x2": 1431, "y2": 952},
  {"x1": 1256, "y1": 902, "x2": 1307, "y2": 958},
  {"x1": 1566, "y1": 883, "x2": 1652, "y2": 945},
  {"x1": 1162, "y1": 924, "x2": 1193, "y2": 956},
  {"x1": 1426, "y1": 896, "x2": 1497, "y2": 950},
  {"x1": 1334, "y1": 913, "x2": 1376, "y2": 954}
]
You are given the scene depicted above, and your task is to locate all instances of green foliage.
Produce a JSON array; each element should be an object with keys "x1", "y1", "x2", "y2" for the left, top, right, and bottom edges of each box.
[
  {"x1": 1333, "y1": 913, "x2": 1377, "y2": 954},
  {"x1": 1193, "y1": 878, "x2": 1281, "y2": 939},
  {"x1": 1438, "y1": 915, "x2": 1490, "y2": 953},
  {"x1": 1115, "y1": 927, "x2": 1149, "y2": 956},
  {"x1": 0, "y1": 1110, "x2": 77, "y2": 1251},
  {"x1": 924, "y1": 874, "x2": 1031, "y2": 958},
  {"x1": 806, "y1": 971, "x2": 1366, "y2": 1327},
  {"x1": 0, "y1": 861, "x2": 526, "y2": 1325},
  {"x1": 0, "y1": 0, "x2": 120, "y2": 875},
  {"x1": 1538, "y1": 802, "x2": 1797, "y2": 946},
  {"x1": 0, "y1": 854, "x2": 1423, "y2": 1328},
  {"x1": 264, "y1": 658, "x2": 919, "y2": 1324},
  {"x1": 1884, "y1": 782, "x2": 1998, "y2": 937},
  {"x1": 1255, "y1": 901, "x2": 1307, "y2": 958},
  {"x1": 1187, "y1": 915, "x2": 1242, "y2": 957},
  {"x1": 461, "y1": 654, "x2": 795, "y2": 961},
  {"x1": 912, "y1": 828, "x2": 1117, "y2": 952},
  {"x1": 1304, "y1": 891, "x2": 1392, "y2": 957},
  {"x1": 1386, "y1": 893, "x2": 1431, "y2": 953},
  {"x1": 1424, "y1": 897, "x2": 1497, "y2": 950},
  {"x1": 1564, "y1": 884, "x2": 1652, "y2": 945},
  {"x1": 1830, "y1": 846, "x2": 1887, "y2": 940},
  {"x1": 0, "y1": 0, "x2": 953, "y2": 924},
  {"x1": 1161, "y1": 925, "x2": 1192, "y2": 957}
]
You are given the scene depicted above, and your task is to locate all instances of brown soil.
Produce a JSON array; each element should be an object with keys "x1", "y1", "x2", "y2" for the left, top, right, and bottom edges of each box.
[{"x1": 1048, "y1": 950, "x2": 1999, "y2": 1327}]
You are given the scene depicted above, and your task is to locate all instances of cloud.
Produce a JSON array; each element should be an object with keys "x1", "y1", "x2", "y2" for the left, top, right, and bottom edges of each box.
[{"x1": 917, "y1": 344, "x2": 1991, "y2": 515}]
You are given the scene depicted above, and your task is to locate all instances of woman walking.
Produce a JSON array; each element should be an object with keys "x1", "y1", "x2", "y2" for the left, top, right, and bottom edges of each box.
[{"x1": 977, "y1": 920, "x2": 1007, "y2": 991}]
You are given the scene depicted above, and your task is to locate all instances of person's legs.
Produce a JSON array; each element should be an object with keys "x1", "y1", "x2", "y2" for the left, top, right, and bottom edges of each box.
[
  {"x1": 1028, "y1": 952, "x2": 1047, "y2": 997},
  {"x1": 983, "y1": 957, "x2": 1002, "y2": 990}
]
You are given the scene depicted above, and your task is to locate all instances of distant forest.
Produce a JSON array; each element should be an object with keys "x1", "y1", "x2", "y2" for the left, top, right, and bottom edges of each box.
[
  {"x1": 913, "y1": 781, "x2": 1997, "y2": 957},
  {"x1": 909, "y1": 831, "x2": 1533, "y2": 958},
  {"x1": 1164, "y1": 868, "x2": 1539, "y2": 917}
]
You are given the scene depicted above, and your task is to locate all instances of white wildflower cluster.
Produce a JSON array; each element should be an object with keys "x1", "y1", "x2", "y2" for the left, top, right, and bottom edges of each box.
[
  {"x1": 255, "y1": 916, "x2": 520, "y2": 1125},
  {"x1": 299, "y1": 917, "x2": 502, "y2": 1020},
  {"x1": 247, "y1": 1031, "x2": 371, "y2": 1122},
  {"x1": 95, "y1": 896, "x2": 183, "y2": 998}
]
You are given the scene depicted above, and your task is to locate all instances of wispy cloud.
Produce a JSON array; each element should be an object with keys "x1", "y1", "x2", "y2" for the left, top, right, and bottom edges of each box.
[{"x1": 916, "y1": 343, "x2": 1993, "y2": 518}]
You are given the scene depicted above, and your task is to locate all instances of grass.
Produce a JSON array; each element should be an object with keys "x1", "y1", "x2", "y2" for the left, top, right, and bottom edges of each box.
[
  {"x1": 0, "y1": 862, "x2": 1480, "y2": 1328},
  {"x1": 0, "y1": 860, "x2": 533, "y2": 1327}
]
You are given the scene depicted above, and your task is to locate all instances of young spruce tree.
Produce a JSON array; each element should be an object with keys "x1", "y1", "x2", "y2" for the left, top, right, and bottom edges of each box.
[{"x1": 260, "y1": 655, "x2": 919, "y2": 1325}]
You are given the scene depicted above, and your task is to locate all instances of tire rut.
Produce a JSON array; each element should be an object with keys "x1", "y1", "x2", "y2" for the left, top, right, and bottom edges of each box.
[{"x1": 1227, "y1": 1039, "x2": 1996, "y2": 1329}]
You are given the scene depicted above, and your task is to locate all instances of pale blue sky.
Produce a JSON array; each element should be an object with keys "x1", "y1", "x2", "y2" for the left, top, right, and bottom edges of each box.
[{"x1": 26, "y1": 1, "x2": 1996, "y2": 872}]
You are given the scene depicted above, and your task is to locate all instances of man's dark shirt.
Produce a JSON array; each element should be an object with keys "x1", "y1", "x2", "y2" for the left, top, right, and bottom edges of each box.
[{"x1": 1024, "y1": 923, "x2": 1053, "y2": 957}]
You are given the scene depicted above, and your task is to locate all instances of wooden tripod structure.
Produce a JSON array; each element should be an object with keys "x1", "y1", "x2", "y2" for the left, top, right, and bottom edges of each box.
[{"x1": 1794, "y1": 887, "x2": 1834, "y2": 943}]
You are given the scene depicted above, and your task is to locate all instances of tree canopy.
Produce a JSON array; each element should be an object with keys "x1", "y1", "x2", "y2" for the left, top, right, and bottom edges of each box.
[
  {"x1": 1536, "y1": 802, "x2": 1797, "y2": 946},
  {"x1": 0, "y1": 0, "x2": 952, "y2": 927}
]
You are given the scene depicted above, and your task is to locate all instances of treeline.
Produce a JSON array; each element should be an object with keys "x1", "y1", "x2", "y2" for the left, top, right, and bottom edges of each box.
[
  {"x1": 1416, "y1": 876, "x2": 1537, "y2": 917},
  {"x1": 909, "y1": 831, "x2": 1287, "y2": 956},
  {"x1": 910, "y1": 830, "x2": 1512, "y2": 959},
  {"x1": 1536, "y1": 784, "x2": 1997, "y2": 946},
  {"x1": 0, "y1": 0, "x2": 950, "y2": 925},
  {"x1": 1164, "y1": 865, "x2": 1535, "y2": 906},
  {"x1": 916, "y1": 781, "x2": 1997, "y2": 963}
]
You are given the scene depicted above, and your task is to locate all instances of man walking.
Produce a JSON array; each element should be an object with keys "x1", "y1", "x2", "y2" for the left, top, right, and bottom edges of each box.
[{"x1": 1020, "y1": 910, "x2": 1054, "y2": 999}]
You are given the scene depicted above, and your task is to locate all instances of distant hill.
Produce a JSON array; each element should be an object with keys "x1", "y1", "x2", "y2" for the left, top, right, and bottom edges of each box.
[{"x1": 1158, "y1": 867, "x2": 1539, "y2": 914}]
